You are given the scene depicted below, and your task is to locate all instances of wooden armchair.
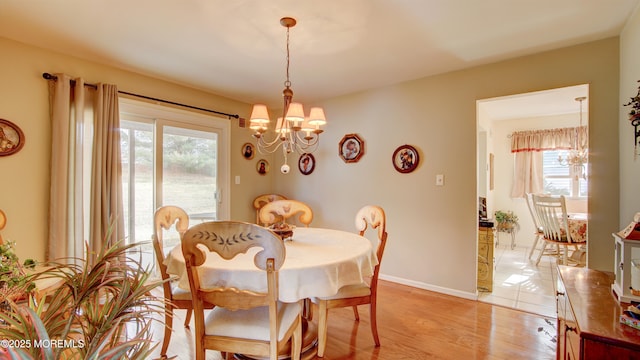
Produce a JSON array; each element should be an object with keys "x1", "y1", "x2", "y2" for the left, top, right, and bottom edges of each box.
[
  {"x1": 532, "y1": 195, "x2": 583, "y2": 265},
  {"x1": 152, "y1": 205, "x2": 194, "y2": 358},
  {"x1": 314, "y1": 205, "x2": 387, "y2": 357},
  {"x1": 525, "y1": 193, "x2": 545, "y2": 260},
  {"x1": 253, "y1": 194, "x2": 287, "y2": 225},
  {"x1": 181, "y1": 221, "x2": 302, "y2": 360},
  {"x1": 258, "y1": 200, "x2": 313, "y2": 227}
]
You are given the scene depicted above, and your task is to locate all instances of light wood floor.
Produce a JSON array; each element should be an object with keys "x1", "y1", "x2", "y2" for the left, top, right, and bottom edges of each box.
[{"x1": 150, "y1": 280, "x2": 557, "y2": 359}]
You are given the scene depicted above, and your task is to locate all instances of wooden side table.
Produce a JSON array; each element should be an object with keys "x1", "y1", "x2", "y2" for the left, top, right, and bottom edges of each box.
[{"x1": 478, "y1": 226, "x2": 494, "y2": 292}]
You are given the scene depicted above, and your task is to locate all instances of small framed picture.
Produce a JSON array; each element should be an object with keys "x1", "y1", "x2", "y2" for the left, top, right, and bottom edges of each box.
[
  {"x1": 256, "y1": 159, "x2": 269, "y2": 175},
  {"x1": 241, "y1": 142, "x2": 255, "y2": 160},
  {"x1": 392, "y1": 145, "x2": 419, "y2": 173},
  {"x1": 0, "y1": 118, "x2": 25, "y2": 156},
  {"x1": 298, "y1": 153, "x2": 315, "y2": 175},
  {"x1": 339, "y1": 133, "x2": 364, "y2": 163}
]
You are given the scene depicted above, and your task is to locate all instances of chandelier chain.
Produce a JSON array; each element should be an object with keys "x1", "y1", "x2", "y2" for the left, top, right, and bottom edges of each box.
[{"x1": 284, "y1": 26, "x2": 291, "y2": 88}]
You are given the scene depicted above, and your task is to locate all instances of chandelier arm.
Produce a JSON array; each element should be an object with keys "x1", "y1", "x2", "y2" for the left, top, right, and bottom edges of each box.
[
  {"x1": 293, "y1": 132, "x2": 319, "y2": 148},
  {"x1": 255, "y1": 135, "x2": 285, "y2": 154},
  {"x1": 293, "y1": 140, "x2": 320, "y2": 155}
]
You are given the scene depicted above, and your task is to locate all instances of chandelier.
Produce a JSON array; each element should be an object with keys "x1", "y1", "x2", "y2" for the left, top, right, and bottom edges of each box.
[
  {"x1": 558, "y1": 96, "x2": 588, "y2": 179},
  {"x1": 249, "y1": 17, "x2": 327, "y2": 174}
]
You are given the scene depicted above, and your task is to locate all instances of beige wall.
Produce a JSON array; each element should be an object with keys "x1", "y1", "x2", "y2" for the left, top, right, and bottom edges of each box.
[
  {"x1": 0, "y1": 36, "x2": 270, "y2": 262},
  {"x1": 620, "y1": 7, "x2": 640, "y2": 228},
  {"x1": 0, "y1": 34, "x2": 623, "y2": 298},
  {"x1": 276, "y1": 38, "x2": 620, "y2": 297}
]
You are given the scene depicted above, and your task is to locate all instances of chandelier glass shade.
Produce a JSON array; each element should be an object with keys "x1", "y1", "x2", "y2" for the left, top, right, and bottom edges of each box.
[
  {"x1": 249, "y1": 17, "x2": 327, "y2": 174},
  {"x1": 558, "y1": 96, "x2": 588, "y2": 179}
]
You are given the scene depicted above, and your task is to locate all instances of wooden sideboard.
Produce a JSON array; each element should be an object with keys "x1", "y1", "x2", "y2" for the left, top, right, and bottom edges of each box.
[
  {"x1": 477, "y1": 226, "x2": 494, "y2": 292},
  {"x1": 556, "y1": 265, "x2": 640, "y2": 359}
]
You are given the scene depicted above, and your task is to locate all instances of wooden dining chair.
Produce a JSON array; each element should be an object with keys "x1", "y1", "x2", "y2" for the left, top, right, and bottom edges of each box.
[
  {"x1": 152, "y1": 205, "x2": 195, "y2": 359},
  {"x1": 182, "y1": 221, "x2": 303, "y2": 360},
  {"x1": 258, "y1": 199, "x2": 313, "y2": 227},
  {"x1": 532, "y1": 195, "x2": 583, "y2": 265},
  {"x1": 314, "y1": 205, "x2": 387, "y2": 357},
  {"x1": 525, "y1": 193, "x2": 546, "y2": 260},
  {"x1": 253, "y1": 194, "x2": 287, "y2": 225}
]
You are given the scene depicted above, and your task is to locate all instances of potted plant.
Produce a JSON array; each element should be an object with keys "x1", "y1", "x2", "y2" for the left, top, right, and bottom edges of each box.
[
  {"x1": 494, "y1": 210, "x2": 520, "y2": 233},
  {"x1": 0, "y1": 240, "x2": 165, "y2": 359},
  {"x1": 0, "y1": 241, "x2": 36, "y2": 305}
]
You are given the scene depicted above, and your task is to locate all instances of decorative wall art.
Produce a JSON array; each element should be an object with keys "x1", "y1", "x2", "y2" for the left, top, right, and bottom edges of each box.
[
  {"x1": 623, "y1": 80, "x2": 640, "y2": 160},
  {"x1": 298, "y1": 153, "x2": 315, "y2": 175},
  {"x1": 392, "y1": 145, "x2": 419, "y2": 173},
  {"x1": 256, "y1": 159, "x2": 269, "y2": 175},
  {"x1": 0, "y1": 118, "x2": 25, "y2": 156},
  {"x1": 339, "y1": 133, "x2": 364, "y2": 163},
  {"x1": 242, "y1": 142, "x2": 255, "y2": 160}
]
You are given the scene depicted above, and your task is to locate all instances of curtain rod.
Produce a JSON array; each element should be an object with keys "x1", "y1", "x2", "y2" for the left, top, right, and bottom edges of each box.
[{"x1": 42, "y1": 72, "x2": 240, "y2": 120}]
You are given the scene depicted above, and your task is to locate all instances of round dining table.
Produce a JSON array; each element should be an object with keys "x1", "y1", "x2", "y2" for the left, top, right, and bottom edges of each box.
[
  {"x1": 164, "y1": 226, "x2": 378, "y2": 359},
  {"x1": 165, "y1": 227, "x2": 378, "y2": 303}
]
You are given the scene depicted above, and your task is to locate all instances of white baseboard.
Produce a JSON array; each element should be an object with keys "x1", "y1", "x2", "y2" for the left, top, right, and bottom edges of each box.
[{"x1": 379, "y1": 274, "x2": 478, "y2": 301}]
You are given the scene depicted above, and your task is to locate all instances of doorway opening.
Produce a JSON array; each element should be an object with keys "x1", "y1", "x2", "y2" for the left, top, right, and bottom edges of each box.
[{"x1": 476, "y1": 84, "x2": 589, "y2": 317}]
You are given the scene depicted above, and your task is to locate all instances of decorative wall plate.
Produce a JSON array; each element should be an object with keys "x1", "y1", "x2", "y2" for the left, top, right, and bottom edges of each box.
[
  {"x1": 256, "y1": 159, "x2": 269, "y2": 175},
  {"x1": 242, "y1": 142, "x2": 255, "y2": 160},
  {"x1": 298, "y1": 153, "x2": 315, "y2": 175},
  {"x1": 339, "y1": 133, "x2": 364, "y2": 163},
  {"x1": 392, "y1": 145, "x2": 419, "y2": 173},
  {"x1": 0, "y1": 119, "x2": 25, "y2": 156}
]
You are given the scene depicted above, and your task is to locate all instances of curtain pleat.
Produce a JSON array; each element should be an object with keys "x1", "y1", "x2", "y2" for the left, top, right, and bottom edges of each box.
[
  {"x1": 509, "y1": 126, "x2": 587, "y2": 198},
  {"x1": 511, "y1": 127, "x2": 587, "y2": 153},
  {"x1": 47, "y1": 75, "x2": 123, "y2": 263},
  {"x1": 48, "y1": 74, "x2": 86, "y2": 262},
  {"x1": 90, "y1": 84, "x2": 124, "y2": 257}
]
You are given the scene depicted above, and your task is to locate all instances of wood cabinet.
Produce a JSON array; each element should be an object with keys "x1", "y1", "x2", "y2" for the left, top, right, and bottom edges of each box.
[
  {"x1": 556, "y1": 266, "x2": 640, "y2": 359},
  {"x1": 477, "y1": 226, "x2": 494, "y2": 292}
]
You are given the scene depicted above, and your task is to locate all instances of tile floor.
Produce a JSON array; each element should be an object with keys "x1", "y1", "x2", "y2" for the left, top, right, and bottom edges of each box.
[{"x1": 478, "y1": 241, "x2": 558, "y2": 318}]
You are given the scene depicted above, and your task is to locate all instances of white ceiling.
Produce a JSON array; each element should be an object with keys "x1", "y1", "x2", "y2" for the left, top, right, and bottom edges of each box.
[{"x1": 0, "y1": 0, "x2": 637, "y2": 115}]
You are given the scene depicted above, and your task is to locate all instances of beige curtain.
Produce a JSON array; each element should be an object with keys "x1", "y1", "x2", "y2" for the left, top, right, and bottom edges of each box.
[
  {"x1": 48, "y1": 74, "x2": 124, "y2": 263},
  {"x1": 510, "y1": 126, "x2": 587, "y2": 198}
]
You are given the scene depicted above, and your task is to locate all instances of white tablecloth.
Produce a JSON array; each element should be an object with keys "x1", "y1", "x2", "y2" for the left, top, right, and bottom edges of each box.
[{"x1": 164, "y1": 227, "x2": 378, "y2": 303}]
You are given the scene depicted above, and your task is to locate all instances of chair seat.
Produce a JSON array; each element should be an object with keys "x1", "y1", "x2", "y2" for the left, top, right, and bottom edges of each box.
[
  {"x1": 204, "y1": 301, "x2": 301, "y2": 341},
  {"x1": 317, "y1": 283, "x2": 371, "y2": 301},
  {"x1": 171, "y1": 282, "x2": 192, "y2": 301}
]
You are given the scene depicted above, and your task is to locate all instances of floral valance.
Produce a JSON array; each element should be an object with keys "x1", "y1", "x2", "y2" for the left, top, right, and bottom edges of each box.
[{"x1": 510, "y1": 126, "x2": 588, "y2": 153}]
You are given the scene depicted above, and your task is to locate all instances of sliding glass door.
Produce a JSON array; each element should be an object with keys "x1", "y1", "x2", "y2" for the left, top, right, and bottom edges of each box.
[{"x1": 119, "y1": 98, "x2": 230, "y2": 270}]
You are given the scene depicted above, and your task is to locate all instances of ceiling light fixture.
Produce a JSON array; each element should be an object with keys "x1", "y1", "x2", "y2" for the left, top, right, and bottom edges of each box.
[
  {"x1": 558, "y1": 96, "x2": 588, "y2": 179},
  {"x1": 249, "y1": 17, "x2": 327, "y2": 174}
]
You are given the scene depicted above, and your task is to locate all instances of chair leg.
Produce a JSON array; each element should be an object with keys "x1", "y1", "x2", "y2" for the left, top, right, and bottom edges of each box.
[
  {"x1": 535, "y1": 242, "x2": 547, "y2": 265},
  {"x1": 352, "y1": 305, "x2": 360, "y2": 321},
  {"x1": 291, "y1": 315, "x2": 302, "y2": 360},
  {"x1": 369, "y1": 302, "x2": 380, "y2": 347},
  {"x1": 161, "y1": 304, "x2": 173, "y2": 358},
  {"x1": 317, "y1": 300, "x2": 329, "y2": 358},
  {"x1": 528, "y1": 234, "x2": 541, "y2": 260},
  {"x1": 183, "y1": 308, "x2": 192, "y2": 328},
  {"x1": 303, "y1": 298, "x2": 313, "y2": 321}
]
